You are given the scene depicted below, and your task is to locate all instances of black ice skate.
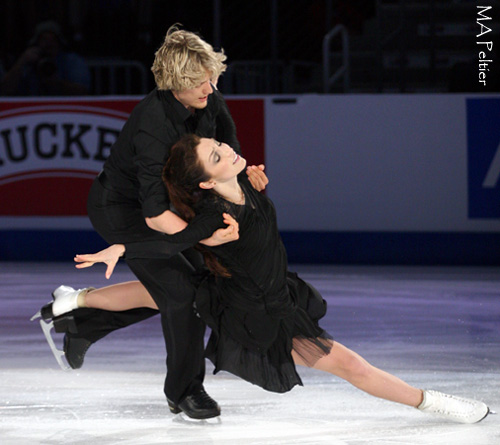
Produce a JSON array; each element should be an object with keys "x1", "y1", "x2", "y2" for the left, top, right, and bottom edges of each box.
[
  {"x1": 30, "y1": 286, "x2": 89, "y2": 371},
  {"x1": 35, "y1": 317, "x2": 72, "y2": 370},
  {"x1": 63, "y1": 334, "x2": 92, "y2": 369},
  {"x1": 30, "y1": 312, "x2": 79, "y2": 371},
  {"x1": 167, "y1": 387, "x2": 221, "y2": 420}
]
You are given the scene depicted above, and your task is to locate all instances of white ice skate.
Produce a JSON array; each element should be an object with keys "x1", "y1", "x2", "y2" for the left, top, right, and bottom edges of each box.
[
  {"x1": 417, "y1": 389, "x2": 490, "y2": 424},
  {"x1": 31, "y1": 285, "x2": 86, "y2": 321},
  {"x1": 30, "y1": 285, "x2": 92, "y2": 371}
]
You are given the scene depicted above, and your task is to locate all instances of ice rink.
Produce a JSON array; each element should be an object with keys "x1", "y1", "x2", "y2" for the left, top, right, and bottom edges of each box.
[{"x1": 1, "y1": 262, "x2": 499, "y2": 444}]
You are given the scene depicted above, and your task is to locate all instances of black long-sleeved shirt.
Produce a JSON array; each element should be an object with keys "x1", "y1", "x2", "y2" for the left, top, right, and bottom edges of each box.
[{"x1": 102, "y1": 88, "x2": 240, "y2": 218}]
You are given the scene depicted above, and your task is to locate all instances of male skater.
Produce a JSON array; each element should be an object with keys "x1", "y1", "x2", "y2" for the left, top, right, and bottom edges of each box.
[{"x1": 34, "y1": 26, "x2": 267, "y2": 420}]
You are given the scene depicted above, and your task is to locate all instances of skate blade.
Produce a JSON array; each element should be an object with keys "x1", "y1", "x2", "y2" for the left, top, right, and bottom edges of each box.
[
  {"x1": 39, "y1": 319, "x2": 70, "y2": 371},
  {"x1": 172, "y1": 414, "x2": 222, "y2": 425},
  {"x1": 30, "y1": 311, "x2": 41, "y2": 321},
  {"x1": 30, "y1": 300, "x2": 54, "y2": 322}
]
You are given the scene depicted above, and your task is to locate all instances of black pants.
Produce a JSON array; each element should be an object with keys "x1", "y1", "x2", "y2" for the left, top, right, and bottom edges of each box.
[{"x1": 77, "y1": 177, "x2": 206, "y2": 403}]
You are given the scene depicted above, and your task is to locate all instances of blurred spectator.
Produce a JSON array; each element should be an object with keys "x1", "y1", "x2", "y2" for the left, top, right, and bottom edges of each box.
[
  {"x1": 0, "y1": 59, "x2": 5, "y2": 83},
  {"x1": 1, "y1": 20, "x2": 90, "y2": 96}
]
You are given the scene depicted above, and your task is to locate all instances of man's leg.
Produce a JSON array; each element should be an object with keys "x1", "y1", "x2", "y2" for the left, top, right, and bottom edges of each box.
[
  {"x1": 62, "y1": 307, "x2": 159, "y2": 369},
  {"x1": 68, "y1": 307, "x2": 159, "y2": 342},
  {"x1": 125, "y1": 252, "x2": 219, "y2": 419}
]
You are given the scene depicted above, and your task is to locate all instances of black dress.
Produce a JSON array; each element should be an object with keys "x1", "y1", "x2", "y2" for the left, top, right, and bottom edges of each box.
[{"x1": 135, "y1": 175, "x2": 334, "y2": 393}]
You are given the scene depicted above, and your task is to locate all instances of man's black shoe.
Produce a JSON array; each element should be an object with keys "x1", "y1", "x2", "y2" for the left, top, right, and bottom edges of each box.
[
  {"x1": 63, "y1": 335, "x2": 92, "y2": 369},
  {"x1": 167, "y1": 388, "x2": 221, "y2": 419}
]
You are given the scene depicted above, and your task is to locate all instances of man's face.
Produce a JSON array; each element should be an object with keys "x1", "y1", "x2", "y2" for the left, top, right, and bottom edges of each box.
[{"x1": 173, "y1": 74, "x2": 213, "y2": 110}]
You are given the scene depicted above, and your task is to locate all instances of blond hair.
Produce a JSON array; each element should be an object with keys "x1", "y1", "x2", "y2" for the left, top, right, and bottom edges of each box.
[{"x1": 151, "y1": 25, "x2": 227, "y2": 91}]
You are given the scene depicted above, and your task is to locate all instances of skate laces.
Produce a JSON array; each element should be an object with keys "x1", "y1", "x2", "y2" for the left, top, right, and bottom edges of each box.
[{"x1": 421, "y1": 390, "x2": 488, "y2": 422}]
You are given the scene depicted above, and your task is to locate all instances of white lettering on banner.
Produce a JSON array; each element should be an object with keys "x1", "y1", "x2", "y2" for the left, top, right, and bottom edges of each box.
[
  {"x1": 482, "y1": 141, "x2": 500, "y2": 188},
  {"x1": 0, "y1": 122, "x2": 118, "y2": 164},
  {"x1": 0, "y1": 106, "x2": 127, "y2": 177},
  {"x1": 0, "y1": 103, "x2": 130, "y2": 221}
]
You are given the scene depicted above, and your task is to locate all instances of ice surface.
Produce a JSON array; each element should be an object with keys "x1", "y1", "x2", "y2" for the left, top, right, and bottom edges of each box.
[{"x1": 1, "y1": 263, "x2": 499, "y2": 444}]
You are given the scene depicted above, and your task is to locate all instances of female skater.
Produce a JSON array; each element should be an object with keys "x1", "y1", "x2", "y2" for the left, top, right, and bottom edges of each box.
[{"x1": 45, "y1": 134, "x2": 489, "y2": 424}]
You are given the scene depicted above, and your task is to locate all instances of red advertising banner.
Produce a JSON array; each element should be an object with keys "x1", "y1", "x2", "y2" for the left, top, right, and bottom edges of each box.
[{"x1": 0, "y1": 96, "x2": 264, "y2": 224}]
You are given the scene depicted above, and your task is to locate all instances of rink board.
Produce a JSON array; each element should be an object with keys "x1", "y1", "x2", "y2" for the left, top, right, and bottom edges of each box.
[{"x1": 0, "y1": 94, "x2": 498, "y2": 264}]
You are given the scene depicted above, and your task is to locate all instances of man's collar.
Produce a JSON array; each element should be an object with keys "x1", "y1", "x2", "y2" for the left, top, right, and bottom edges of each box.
[{"x1": 159, "y1": 90, "x2": 194, "y2": 122}]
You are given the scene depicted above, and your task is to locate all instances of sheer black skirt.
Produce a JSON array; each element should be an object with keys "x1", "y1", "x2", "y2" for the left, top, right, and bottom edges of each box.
[{"x1": 198, "y1": 272, "x2": 334, "y2": 393}]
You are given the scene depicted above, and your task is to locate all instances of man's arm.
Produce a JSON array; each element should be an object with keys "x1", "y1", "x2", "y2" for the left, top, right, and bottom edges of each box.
[
  {"x1": 146, "y1": 209, "x2": 238, "y2": 248},
  {"x1": 145, "y1": 209, "x2": 187, "y2": 234},
  {"x1": 74, "y1": 213, "x2": 240, "y2": 278}
]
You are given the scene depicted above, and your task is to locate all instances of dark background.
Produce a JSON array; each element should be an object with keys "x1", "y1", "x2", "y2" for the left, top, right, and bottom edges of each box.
[{"x1": 1, "y1": 0, "x2": 497, "y2": 95}]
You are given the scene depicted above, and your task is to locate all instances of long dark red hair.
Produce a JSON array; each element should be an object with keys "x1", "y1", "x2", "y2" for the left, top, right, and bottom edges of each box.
[{"x1": 163, "y1": 134, "x2": 231, "y2": 277}]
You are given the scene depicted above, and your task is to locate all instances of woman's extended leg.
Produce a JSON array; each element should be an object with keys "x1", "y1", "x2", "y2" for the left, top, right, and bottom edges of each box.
[
  {"x1": 291, "y1": 338, "x2": 489, "y2": 423},
  {"x1": 292, "y1": 339, "x2": 422, "y2": 407},
  {"x1": 41, "y1": 281, "x2": 157, "y2": 320},
  {"x1": 85, "y1": 281, "x2": 158, "y2": 311}
]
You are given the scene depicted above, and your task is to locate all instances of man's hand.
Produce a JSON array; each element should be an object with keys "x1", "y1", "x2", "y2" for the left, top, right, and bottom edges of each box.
[
  {"x1": 200, "y1": 213, "x2": 239, "y2": 246},
  {"x1": 246, "y1": 164, "x2": 269, "y2": 192},
  {"x1": 74, "y1": 244, "x2": 126, "y2": 279}
]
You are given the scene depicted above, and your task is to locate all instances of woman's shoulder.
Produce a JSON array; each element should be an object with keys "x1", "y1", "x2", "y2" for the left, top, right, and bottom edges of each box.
[{"x1": 195, "y1": 193, "x2": 230, "y2": 214}]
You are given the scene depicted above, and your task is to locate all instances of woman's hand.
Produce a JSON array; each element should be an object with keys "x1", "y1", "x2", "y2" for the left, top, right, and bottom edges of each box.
[
  {"x1": 74, "y1": 244, "x2": 126, "y2": 279},
  {"x1": 200, "y1": 213, "x2": 239, "y2": 246},
  {"x1": 246, "y1": 164, "x2": 269, "y2": 192}
]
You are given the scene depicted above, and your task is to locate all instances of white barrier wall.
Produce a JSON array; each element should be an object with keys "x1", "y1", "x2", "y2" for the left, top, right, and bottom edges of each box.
[{"x1": 265, "y1": 94, "x2": 500, "y2": 233}]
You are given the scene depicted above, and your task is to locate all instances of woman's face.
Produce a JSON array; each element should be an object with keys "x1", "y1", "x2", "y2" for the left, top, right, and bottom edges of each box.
[{"x1": 197, "y1": 138, "x2": 246, "y2": 184}]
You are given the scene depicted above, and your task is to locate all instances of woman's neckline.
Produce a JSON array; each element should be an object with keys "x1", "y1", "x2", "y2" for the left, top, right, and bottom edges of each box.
[{"x1": 218, "y1": 183, "x2": 246, "y2": 206}]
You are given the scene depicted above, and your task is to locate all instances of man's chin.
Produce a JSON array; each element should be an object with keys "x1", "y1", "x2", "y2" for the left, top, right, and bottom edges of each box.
[{"x1": 195, "y1": 102, "x2": 209, "y2": 109}]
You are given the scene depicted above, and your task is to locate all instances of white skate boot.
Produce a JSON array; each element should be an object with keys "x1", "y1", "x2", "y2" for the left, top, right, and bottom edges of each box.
[
  {"x1": 417, "y1": 389, "x2": 489, "y2": 424},
  {"x1": 31, "y1": 285, "x2": 94, "y2": 321}
]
